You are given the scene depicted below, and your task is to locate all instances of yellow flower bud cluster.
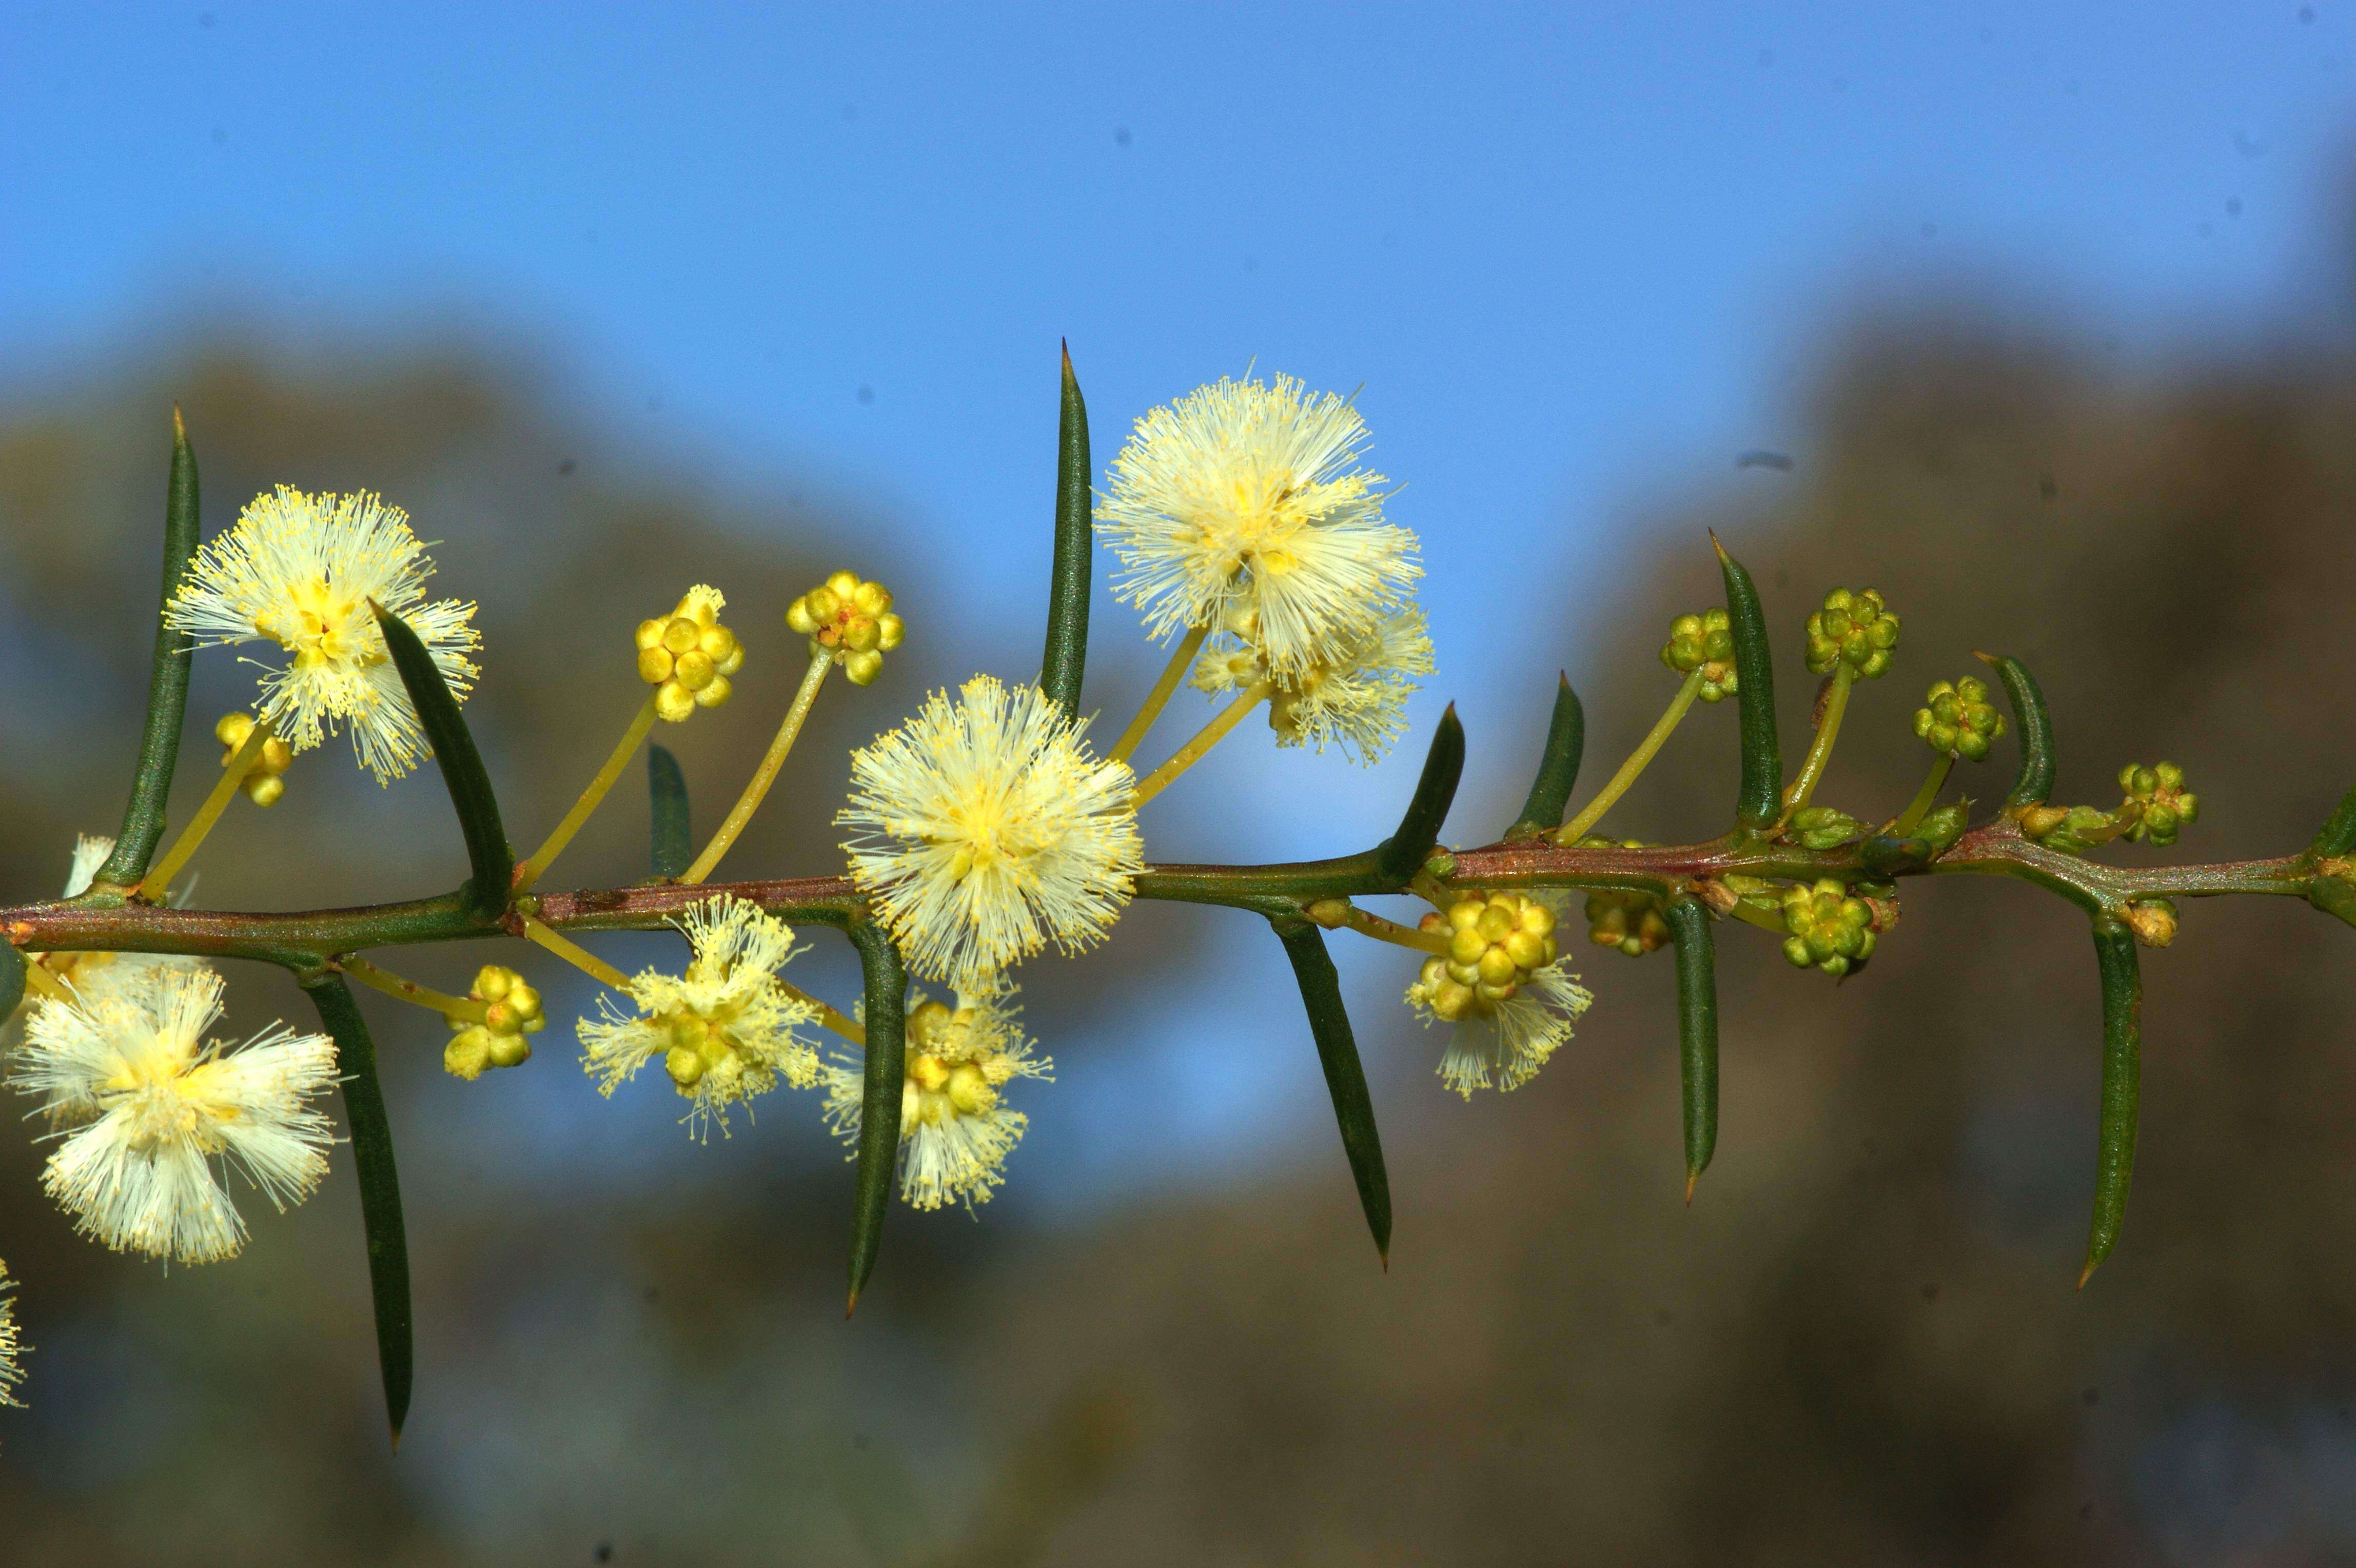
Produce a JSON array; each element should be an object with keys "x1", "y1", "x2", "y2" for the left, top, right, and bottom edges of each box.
[
  {"x1": 215, "y1": 713, "x2": 293, "y2": 807},
  {"x1": 786, "y1": 570, "x2": 903, "y2": 686},
  {"x1": 1804, "y1": 587, "x2": 1900, "y2": 679},
  {"x1": 2125, "y1": 897, "x2": 2178, "y2": 949},
  {"x1": 1407, "y1": 893, "x2": 1560, "y2": 1022},
  {"x1": 902, "y1": 997, "x2": 1018, "y2": 1129},
  {"x1": 1660, "y1": 608, "x2": 1739, "y2": 701},
  {"x1": 636, "y1": 587, "x2": 744, "y2": 723},
  {"x1": 443, "y1": 965, "x2": 545, "y2": 1081},
  {"x1": 1779, "y1": 878, "x2": 1877, "y2": 977}
]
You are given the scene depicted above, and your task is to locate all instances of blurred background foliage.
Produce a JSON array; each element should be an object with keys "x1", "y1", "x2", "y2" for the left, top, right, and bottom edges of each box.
[{"x1": 5, "y1": 257, "x2": 2356, "y2": 1563}]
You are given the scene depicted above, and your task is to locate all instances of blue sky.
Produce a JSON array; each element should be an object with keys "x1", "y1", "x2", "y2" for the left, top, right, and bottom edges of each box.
[{"x1": 6, "y1": 2, "x2": 2354, "y2": 1210}]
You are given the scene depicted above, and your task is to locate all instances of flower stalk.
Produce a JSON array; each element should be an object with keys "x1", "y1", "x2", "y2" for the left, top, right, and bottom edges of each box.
[
  {"x1": 515, "y1": 693, "x2": 660, "y2": 892},
  {"x1": 681, "y1": 649, "x2": 835, "y2": 885},
  {"x1": 136, "y1": 716, "x2": 273, "y2": 899}
]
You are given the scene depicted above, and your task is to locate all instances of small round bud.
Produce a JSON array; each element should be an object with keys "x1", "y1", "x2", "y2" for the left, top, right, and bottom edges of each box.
[
  {"x1": 216, "y1": 712, "x2": 256, "y2": 748},
  {"x1": 654, "y1": 681, "x2": 697, "y2": 723},
  {"x1": 672, "y1": 650, "x2": 715, "y2": 691},
  {"x1": 1915, "y1": 800, "x2": 1970, "y2": 852},
  {"x1": 487, "y1": 1034, "x2": 532, "y2": 1069},
  {"x1": 826, "y1": 569, "x2": 860, "y2": 599},
  {"x1": 841, "y1": 615, "x2": 881, "y2": 652},
  {"x1": 842, "y1": 650, "x2": 885, "y2": 685},
  {"x1": 804, "y1": 586, "x2": 842, "y2": 624},
  {"x1": 444, "y1": 1028, "x2": 494, "y2": 1082},
  {"x1": 852, "y1": 580, "x2": 893, "y2": 616},
  {"x1": 2126, "y1": 898, "x2": 2178, "y2": 948},
  {"x1": 698, "y1": 623, "x2": 737, "y2": 662},
  {"x1": 243, "y1": 774, "x2": 285, "y2": 808},
  {"x1": 638, "y1": 646, "x2": 675, "y2": 683},
  {"x1": 693, "y1": 674, "x2": 733, "y2": 709},
  {"x1": 877, "y1": 614, "x2": 906, "y2": 651},
  {"x1": 661, "y1": 616, "x2": 701, "y2": 655},
  {"x1": 664, "y1": 1045, "x2": 705, "y2": 1086},
  {"x1": 786, "y1": 596, "x2": 820, "y2": 635},
  {"x1": 635, "y1": 618, "x2": 669, "y2": 651},
  {"x1": 473, "y1": 965, "x2": 514, "y2": 1003}
]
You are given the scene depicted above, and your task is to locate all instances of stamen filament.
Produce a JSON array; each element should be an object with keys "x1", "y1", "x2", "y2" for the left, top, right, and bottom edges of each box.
[
  {"x1": 1781, "y1": 664, "x2": 1857, "y2": 820},
  {"x1": 1556, "y1": 671, "x2": 1705, "y2": 845},
  {"x1": 515, "y1": 692, "x2": 660, "y2": 892},
  {"x1": 518, "y1": 915, "x2": 634, "y2": 991},
  {"x1": 1889, "y1": 754, "x2": 1956, "y2": 838},
  {"x1": 338, "y1": 955, "x2": 489, "y2": 1023},
  {"x1": 140, "y1": 717, "x2": 272, "y2": 899},
  {"x1": 1108, "y1": 622, "x2": 1211, "y2": 765},
  {"x1": 682, "y1": 650, "x2": 835, "y2": 885},
  {"x1": 1131, "y1": 681, "x2": 1272, "y2": 807}
]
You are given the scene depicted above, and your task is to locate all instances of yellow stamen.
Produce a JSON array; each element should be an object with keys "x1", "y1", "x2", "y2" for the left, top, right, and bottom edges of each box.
[{"x1": 681, "y1": 649, "x2": 837, "y2": 885}]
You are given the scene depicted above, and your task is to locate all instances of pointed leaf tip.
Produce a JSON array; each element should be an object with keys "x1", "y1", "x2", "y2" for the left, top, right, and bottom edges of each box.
[
  {"x1": 171, "y1": 403, "x2": 186, "y2": 441},
  {"x1": 1684, "y1": 1171, "x2": 1699, "y2": 1206}
]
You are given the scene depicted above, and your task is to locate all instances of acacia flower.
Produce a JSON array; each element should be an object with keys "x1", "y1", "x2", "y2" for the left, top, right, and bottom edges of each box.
[
  {"x1": 0, "y1": 1260, "x2": 23, "y2": 1410},
  {"x1": 576, "y1": 895, "x2": 821, "y2": 1138},
  {"x1": 164, "y1": 487, "x2": 481, "y2": 783},
  {"x1": 1405, "y1": 892, "x2": 1594, "y2": 1097},
  {"x1": 839, "y1": 676, "x2": 1143, "y2": 990},
  {"x1": 10, "y1": 965, "x2": 339, "y2": 1265},
  {"x1": 1193, "y1": 604, "x2": 1434, "y2": 763},
  {"x1": 1097, "y1": 374, "x2": 1420, "y2": 675},
  {"x1": 823, "y1": 985, "x2": 1049, "y2": 1211}
]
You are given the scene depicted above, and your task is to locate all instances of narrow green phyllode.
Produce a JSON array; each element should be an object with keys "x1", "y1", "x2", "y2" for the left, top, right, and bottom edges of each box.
[
  {"x1": 1375, "y1": 705, "x2": 1465, "y2": 888},
  {"x1": 1273, "y1": 918, "x2": 1392, "y2": 1264},
  {"x1": 2309, "y1": 777, "x2": 2356, "y2": 861},
  {"x1": 98, "y1": 407, "x2": 203, "y2": 890},
  {"x1": 845, "y1": 923, "x2": 908, "y2": 1314},
  {"x1": 302, "y1": 973, "x2": 412, "y2": 1444},
  {"x1": 647, "y1": 743, "x2": 691, "y2": 879},
  {"x1": 1664, "y1": 894, "x2": 1719, "y2": 1200},
  {"x1": 2081, "y1": 919, "x2": 2143, "y2": 1288},
  {"x1": 0, "y1": 946, "x2": 23, "y2": 1021},
  {"x1": 1975, "y1": 651, "x2": 2057, "y2": 808},
  {"x1": 374, "y1": 605, "x2": 512, "y2": 918},
  {"x1": 1039, "y1": 341, "x2": 1093, "y2": 719},
  {"x1": 1508, "y1": 675, "x2": 1586, "y2": 838},
  {"x1": 1713, "y1": 535, "x2": 1782, "y2": 831}
]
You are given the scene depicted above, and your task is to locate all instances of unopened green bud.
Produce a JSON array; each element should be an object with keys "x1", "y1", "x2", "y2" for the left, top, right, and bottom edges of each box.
[
  {"x1": 1786, "y1": 805, "x2": 1867, "y2": 850},
  {"x1": 1915, "y1": 800, "x2": 1970, "y2": 852},
  {"x1": 1912, "y1": 677, "x2": 2006, "y2": 761},
  {"x1": 1803, "y1": 587, "x2": 1900, "y2": 679},
  {"x1": 444, "y1": 1027, "x2": 494, "y2": 1082},
  {"x1": 2126, "y1": 898, "x2": 2178, "y2": 948},
  {"x1": 1660, "y1": 607, "x2": 1739, "y2": 701},
  {"x1": 1779, "y1": 876, "x2": 1878, "y2": 977},
  {"x1": 2119, "y1": 760, "x2": 2198, "y2": 847}
]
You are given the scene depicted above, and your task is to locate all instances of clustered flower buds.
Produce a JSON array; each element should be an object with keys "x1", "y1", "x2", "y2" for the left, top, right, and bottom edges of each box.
[
  {"x1": 1913, "y1": 677, "x2": 2006, "y2": 761},
  {"x1": 1804, "y1": 587, "x2": 1900, "y2": 679},
  {"x1": 1565, "y1": 836, "x2": 1670, "y2": 955},
  {"x1": 214, "y1": 713, "x2": 294, "y2": 807},
  {"x1": 1780, "y1": 878, "x2": 1877, "y2": 976},
  {"x1": 636, "y1": 586, "x2": 744, "y2": 722},
  {"x1": 2126, "y1": 898, "x2": 2179, "y2": 948},
  {"x1": 1660, "y1": 608, "x2": 1739, "y2": 701},
  {"x1": 787, "y1": 571, "x2": 903, "y2": 687},
  {"x1": 443, "y1": 965, "x2": 545, "y2": 1081},
  {"x1": 1785, "y1": 805, "x2": 1868, "y2": 850},
  {"x1": 1913, "y1": 800, "x2": 1971, "y2": 852},
  {"x1": 1408, "y1": 892, "x2": 1561, "y2": 1020},
  {"x1": 2120, "y1": 761, "x2": 2200, "y2": 847}
]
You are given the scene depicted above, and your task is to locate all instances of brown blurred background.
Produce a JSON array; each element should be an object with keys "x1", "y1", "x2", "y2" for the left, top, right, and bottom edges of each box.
[{"x1": 5, "y1": 275, "x2": 2356, "y2": 1565}]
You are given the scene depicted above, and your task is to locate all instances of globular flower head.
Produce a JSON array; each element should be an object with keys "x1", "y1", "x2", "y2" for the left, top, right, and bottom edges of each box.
[
  {"x1": 2119, "y1": 760, "x2": 2200, "y2": 846},
  {"x1": 9, "y1": 964, "x2": 339, "y2": 1265},
  {"x1": 1779, "y1": 878, "x2": 1878, "y2": 977},
  {"x1": 0, "y1": 1259, "x2": 23, "y2": 1410},
  {"x1": 787, "y1": 571, "x2": 903, "y2": 687},
  {"x1": 1405, "y1": 892, "x2": 1593, "y2": 1095},
  {"x1": 1192, "y1": 604, "x2": 1435, "y2": 763},
  {"x1": 214, "y1": 713, "x2": 294, "y2": 807},
  {"x1": 635, "y1": 586, "x2": 744, "y2": 723},
  {"x1": 1097, "y1": 374, "x2": 1420, "y2": 675},
  {"x1": 576, "y1": 895, "x2": 821, "y2": 1138},
  {"x1": 444, "y1": 964, "x2": 546, "y2": 1081},
  {"x1": 1913, "y1": 677, "x2": 2006, "y2": 762},
  {"x1": 164, "y1": 487, "x2": 481, "y2": 783},
  {"x1": 823, "y1": 984, "x2": 1050, "y2": 1212},
  {"x1": 1660, "y1": 608, "x2": 1739, "y2": 701},
  {"x1": 839, "y1": 676, "x2": 1143, "y2": 991},
  {"x1": 1803, "y1": 587, "x2": 1899, "y2": 679}
]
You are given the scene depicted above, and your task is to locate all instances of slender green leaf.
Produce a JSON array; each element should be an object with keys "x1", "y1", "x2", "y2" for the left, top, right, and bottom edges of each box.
[
  {"x1": 1506, "y1": 674, "x2": 1585, "y2": 838},
  {"x1": 1975, "y1": 651, "x2": 2057, "y2": 808},
  {"x1": 97, "y1": 409, "x2": 202, "y2": 889},
  {"x1": 1375, "y1": 704, "x2": 1465, "y2": 888},
  {"x1": 2080, "y1": 918, "x2": 2142, "y2": 1288},
  {"x1": 301, "y1": 973, "x2": 412, "y2": 1443},
  {"x1": 1664, "y1": 894, "x2": 1719, "y2": 1198},
  {"x1": 647, "y1": 743, "x2": 691, "y2": 878},
  {"x1": 845, "y1": 922, "x2": 908, "y2": 1313},
  {"x1": 0, "y1": 946, "x2": 24, "y2": 1022},
  {"x1": 1713, "y1": 536, "x2": 1782, "y2": 830},
  {"x1": 2311, "y1": 779, "x2": 2356, "y2": 860},
  {"x1": 1039, "y1": 341, "x2": 1093, "y2": 719},
  {"x1": 372, "y1": 605, "x2": 512, "y2": 918},
  {"x1": 1271, "y1": 918, "x2": 1391, "y2": 1263}
]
